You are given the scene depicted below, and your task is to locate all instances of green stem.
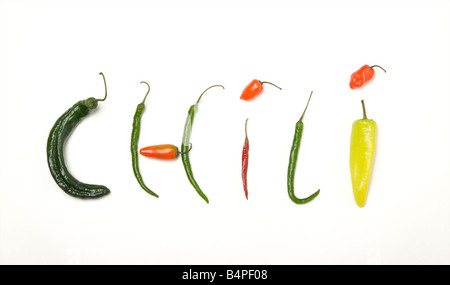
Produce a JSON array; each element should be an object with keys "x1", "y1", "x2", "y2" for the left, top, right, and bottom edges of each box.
[
  {"x1": 299, "y1": 91, "x2": 313, "y2": 123},
  {"x1": 140, "y1": 81, "x2": 151, "y2": 104},
  {"x1": 361, "y1": 100, "x2": 368, "y2": 120},
  {"x1": 196, "y1": 85, "x2": 225, "y2": 104},
  {"x1": 96, "y1": 72, "x2": 107, "y2": 102},
  {"x1": 179, "y1": 143, "x2": 193, "y2": 154},
  {"x1": 370, "y1": 65, "x2": 386, "y2": 73},
  {"x1": 244, "y1": 118, "x2": 249, "y2": 142},
  {"x1": 259, "y1": 81, "x2": 282, "y2": 90}
]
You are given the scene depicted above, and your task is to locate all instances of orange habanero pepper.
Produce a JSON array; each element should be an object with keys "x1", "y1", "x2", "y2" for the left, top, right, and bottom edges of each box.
[
  {"x1": 349, "y1": 65, "x2": 386, "y2": 89},
  {"x1": 240, "y1": 79, "x2": 282, "y2": 101}
]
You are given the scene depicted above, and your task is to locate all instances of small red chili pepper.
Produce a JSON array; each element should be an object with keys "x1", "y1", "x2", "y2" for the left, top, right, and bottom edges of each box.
[
  {"x1": 240, "y1": 79, "x2": 282, "y2": 101},
  {"x1": 349, "y1": 65, "x2": 386, "y2": 89},
  {"x1": 241, "y1": 118, "x2": 249, "y2": 200},
  {"x1": 139, "y1": 143, "x2": 192, "y2": 160}
]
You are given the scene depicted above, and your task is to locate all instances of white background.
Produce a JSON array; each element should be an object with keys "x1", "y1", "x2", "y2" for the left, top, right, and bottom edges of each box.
[{"x1": 1, "y1": 0, "x2": 449, "y2": 265}]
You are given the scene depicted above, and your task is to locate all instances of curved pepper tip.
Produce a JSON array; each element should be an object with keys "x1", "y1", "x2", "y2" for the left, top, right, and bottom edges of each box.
[{"x1": 354, "y1": 195, "x2": 366, "y2": 207}]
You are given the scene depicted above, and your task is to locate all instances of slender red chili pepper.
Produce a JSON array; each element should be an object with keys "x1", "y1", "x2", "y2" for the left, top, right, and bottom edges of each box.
[
  {"x1": 140, "y1": 143, "x2": 192, "y2": 160},
  {"x1": 241, "y1": 118, "x2": 249, "y2": 200},
  {"x1": 349, "y1": 65, "x2": 386, "y2": 89},
  {"x1": 240, "y1": 79, "x2": 282, "y2": 101}
]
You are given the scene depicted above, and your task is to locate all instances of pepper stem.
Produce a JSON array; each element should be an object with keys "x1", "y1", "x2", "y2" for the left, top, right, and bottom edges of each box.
[
  {"x1": 299, "y1": 91, "x2": 314, "y2": 123},
  {"x1": 370, "y1": 65, "x2": 386, "y2": 73},
  {"x1": 196, "y1": 85, "x2": 225, "y2": 104},
  {"x1": 140, "y1": 81, "x2": 151, "y2": 104},
  {"x1": 244, "y1": 118, "x2": 249, "y2": 142},
  {"x1": 361, "y1": 100, "x2": 368, "y2": 119},
  {"x1": 179, "y1": 143, "x2": 193, "y2": 154},
  {"x1": 96, "y1": 72, "x2": 108, "y2": 101},
  {"x1": 259, "y1": 81, "x2": 282, "y2": 90}
]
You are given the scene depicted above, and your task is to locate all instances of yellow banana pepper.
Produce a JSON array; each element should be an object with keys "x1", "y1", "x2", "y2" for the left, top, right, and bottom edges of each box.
[{"x1": 350, "y1": 100, "x2": 376, "y2": 207}]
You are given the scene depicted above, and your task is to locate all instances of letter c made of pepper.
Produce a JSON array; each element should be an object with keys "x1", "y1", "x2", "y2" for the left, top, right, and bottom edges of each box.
[{"x1": 46, "y1": 72, "x2": 110, "y2": 199}]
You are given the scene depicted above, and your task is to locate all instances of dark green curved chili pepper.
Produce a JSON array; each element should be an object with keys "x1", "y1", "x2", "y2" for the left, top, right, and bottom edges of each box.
[
  {"x1": 181, "y1": 85, "x2": 225, "y2": 204},
  {"x1": 47, "y1": 72, "x2": 110, "y2": 199},
  {"x1": 287, "y1": 91, "x2": 320, "y2": 204},
  {"x1": 131, "y1": 81, "x2": 158, "y2": 198}
]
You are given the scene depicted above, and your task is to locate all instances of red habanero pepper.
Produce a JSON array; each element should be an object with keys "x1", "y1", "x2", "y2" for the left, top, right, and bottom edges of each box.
[
  {"x1": 349, "y1": 65, "x2": 386, "y2": 89},
  {"x1": 241, "y1": 118, "x2": 250, "y2": 200},
  {"x1": 140, "y1": 143, "x2": 192, "y2": 160},
  {"x1": 240, "y1": 79, "x2": 282, "y2": 101}
]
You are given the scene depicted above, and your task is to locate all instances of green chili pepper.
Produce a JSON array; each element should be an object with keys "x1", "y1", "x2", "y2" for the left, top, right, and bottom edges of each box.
[
  {"x1": 287, "y1": 91, "x2": 320, "y2": 204},
  {"x1": 47, "y1": 72, "x2": 110, "y2": 199},
  {"x1": 131, "y1": 81, "x2": 158, "y2": 198},
  {"x1": 181, "y1": 85, "x2": 225, "y2": 204}
]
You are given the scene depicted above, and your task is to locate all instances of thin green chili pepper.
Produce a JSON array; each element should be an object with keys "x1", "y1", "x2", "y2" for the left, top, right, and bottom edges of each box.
[
  {"x1": 47, "y1": 72, "x2": 110, "y2": 199},
  {"x1": 131, "y1": 81, "x2": 158, "y2": 198},
  {"x1": 181, "y1": 84, "x2": 225, "y2": 204},
  {"x1": 287, "y1": 91, "x2": 320, "y2": 204}
]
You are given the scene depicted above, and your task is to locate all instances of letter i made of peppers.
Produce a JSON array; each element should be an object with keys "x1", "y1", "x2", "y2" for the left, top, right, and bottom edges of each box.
[{"x1": 349, "y1": 64, "x2": 384, "y2": 206}]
